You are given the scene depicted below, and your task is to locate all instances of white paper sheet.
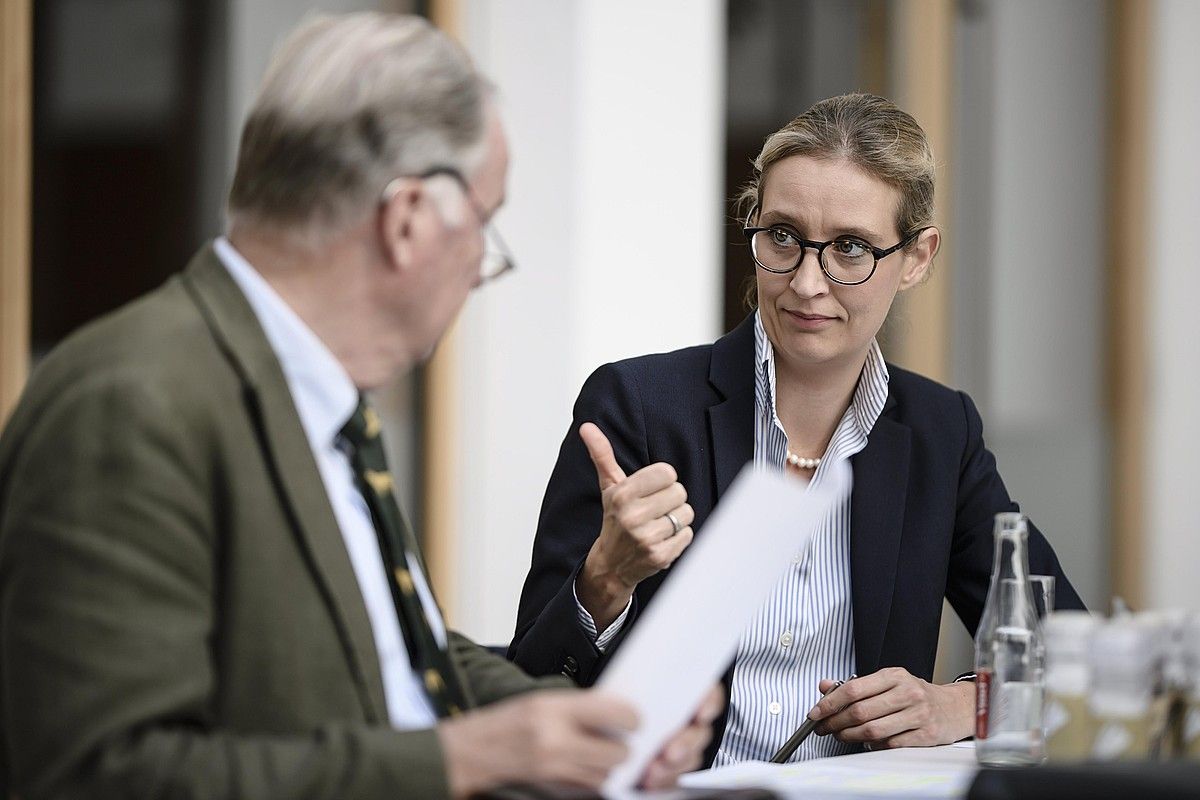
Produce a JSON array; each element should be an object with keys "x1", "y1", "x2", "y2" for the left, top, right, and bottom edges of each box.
[
  {"x1": 677, "y1": 743, "x2": 978, "y2": 799},
  {"x1": 599, "y1": 460, "x2": 852, "y2": 792}
]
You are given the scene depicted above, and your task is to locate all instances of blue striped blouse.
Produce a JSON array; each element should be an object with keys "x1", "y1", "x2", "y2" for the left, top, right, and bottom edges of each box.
[
  {"x1": 711, "y1": 311, "x2": 889, "y2": 765},
  {"x1": 576, "y1": 311, "x2": 889, "y2": 764}
]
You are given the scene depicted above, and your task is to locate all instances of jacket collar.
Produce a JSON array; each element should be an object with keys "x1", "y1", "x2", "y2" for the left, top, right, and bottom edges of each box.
[
  {"x1": 851, "y1": 359, "x2": 906, "y2": 675},
  {"x1": 213, "y1": 237, "x2": 357, "y2": 454},
  {"x1": 178, "y1": 244, "x2": 392, "y2": 721},
  {"x1": 707, "y1": 314, "x2": 758, "y2": 498},
  {"x1": 848, "y1": 409, "x2": 910, "y2": 676}
]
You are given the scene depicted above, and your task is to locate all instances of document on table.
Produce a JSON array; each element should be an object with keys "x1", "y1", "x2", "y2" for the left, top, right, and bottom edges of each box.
[
  {"x1": 599, "y1": 460, "x2": 852, "y2": 792},
  {"x1": 677, "y1": 743, "x2": 978, "y2": 799}
]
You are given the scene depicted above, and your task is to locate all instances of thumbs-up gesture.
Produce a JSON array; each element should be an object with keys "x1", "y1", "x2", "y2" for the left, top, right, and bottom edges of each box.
[{"x1": 576, "y1": 422, "x2": 695, "y2": 631}]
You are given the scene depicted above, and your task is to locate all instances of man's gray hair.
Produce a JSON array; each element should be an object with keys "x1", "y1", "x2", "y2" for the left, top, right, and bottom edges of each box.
[{"x1": 227, "y1": 12, "x2": 487, "y2": 237}]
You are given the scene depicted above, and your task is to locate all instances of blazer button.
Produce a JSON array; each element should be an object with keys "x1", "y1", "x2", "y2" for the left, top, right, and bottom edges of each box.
[{"x1": 561, "y1": 655, "x2": 579, "y2": 677}]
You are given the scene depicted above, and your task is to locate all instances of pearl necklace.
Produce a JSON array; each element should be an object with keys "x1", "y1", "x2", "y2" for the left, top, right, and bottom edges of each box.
[{"x1": 785, "y1": 451, "x2": 821, "y2": 471}]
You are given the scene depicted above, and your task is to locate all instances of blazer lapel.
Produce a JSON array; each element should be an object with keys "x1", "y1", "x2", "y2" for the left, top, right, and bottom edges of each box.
[
  {"x1": 180, "y1": 246, "x2": 390, "y2": 722},
  {"x1": 849, "y1": 396, "x2": 911, "y2": 677},
  {"x1": 707, "y1": 315, "x2": 757, "y2": 499}
]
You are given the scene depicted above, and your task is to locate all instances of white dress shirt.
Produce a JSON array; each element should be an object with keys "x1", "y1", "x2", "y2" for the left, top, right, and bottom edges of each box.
[{"x1": 215, "y1": 237, "x2": 445, "y2": 730}]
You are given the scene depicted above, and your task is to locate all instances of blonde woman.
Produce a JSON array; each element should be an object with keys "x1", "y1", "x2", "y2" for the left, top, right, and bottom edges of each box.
[{"x1": 510, "y1": 93, "x2": 1083, "y2": 766}]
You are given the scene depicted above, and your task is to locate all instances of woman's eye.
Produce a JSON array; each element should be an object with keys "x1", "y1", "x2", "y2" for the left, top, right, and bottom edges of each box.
[
  {"x1": 769, "y1": 228, "x2": 796, "y2": 247},
  {"x1": 832, "y1": 239, "x2": 869, "y2": 258}
]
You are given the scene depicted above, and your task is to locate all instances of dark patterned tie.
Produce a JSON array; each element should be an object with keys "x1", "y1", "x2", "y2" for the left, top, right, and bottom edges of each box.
[{"x1": 339, "y1": 396, "x2": 466, "y2": 717}]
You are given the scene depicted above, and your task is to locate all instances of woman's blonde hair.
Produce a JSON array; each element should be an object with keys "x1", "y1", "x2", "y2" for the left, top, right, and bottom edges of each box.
[{"x1": 735, "y1": 93, "x2": 936, "y2": 238}]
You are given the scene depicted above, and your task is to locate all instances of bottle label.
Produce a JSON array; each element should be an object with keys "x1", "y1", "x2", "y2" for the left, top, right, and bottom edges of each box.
[{"x1": 976, "y1": 669, "x2": 991, "y2": 739}]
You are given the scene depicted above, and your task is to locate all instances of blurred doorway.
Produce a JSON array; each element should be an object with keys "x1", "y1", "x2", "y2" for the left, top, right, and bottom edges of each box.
[{"x1": 31, "y1": 0, "x2": 223, "y2": 357}]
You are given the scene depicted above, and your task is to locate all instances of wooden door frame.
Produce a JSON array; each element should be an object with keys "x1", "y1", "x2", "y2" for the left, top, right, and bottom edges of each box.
[
  {"x1": 2, "y1": 0, "x2": 32, "y2": 423},
  {"x1": 421, "y1": 0, "x2": 463, "y2": 619},
  {"x1": 889, "y1": 0, "x2": 953, "y2": 382},
  {"x1": 1106, "y1": 0, "x2": 1150, "y2": 610}
]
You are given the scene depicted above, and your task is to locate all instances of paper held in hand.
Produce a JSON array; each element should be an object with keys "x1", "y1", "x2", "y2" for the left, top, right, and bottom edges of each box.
[{"x1": 599, "y1": 460, "x2": 853, "y2": 792}]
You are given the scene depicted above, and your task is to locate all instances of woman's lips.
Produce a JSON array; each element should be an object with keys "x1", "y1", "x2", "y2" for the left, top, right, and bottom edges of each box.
[{"x1": 783, "y1": 309, "x2": 836, "y2": 329}]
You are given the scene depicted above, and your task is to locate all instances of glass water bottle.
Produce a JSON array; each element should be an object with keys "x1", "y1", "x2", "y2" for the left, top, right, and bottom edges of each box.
[{"x1": 974, "y1": 512, "x2": 1046, "y2": 766}]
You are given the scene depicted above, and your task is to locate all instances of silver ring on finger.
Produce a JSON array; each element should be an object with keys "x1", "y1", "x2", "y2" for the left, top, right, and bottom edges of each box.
[{"x1": 664, "y1": 511, "x2": 683, "y2": 535}]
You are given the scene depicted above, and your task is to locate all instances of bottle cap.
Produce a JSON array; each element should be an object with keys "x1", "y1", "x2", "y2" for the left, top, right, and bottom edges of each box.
[
  {"x1": 1044, "y1": 610, "x2": 1097, "y2": 658},
  {"x1": 1090, "y1": 619, "x2": 1157, "y2": 679},
  {"x1": 1045, "y1": 611, "x2": 1096, "y2": 694}
]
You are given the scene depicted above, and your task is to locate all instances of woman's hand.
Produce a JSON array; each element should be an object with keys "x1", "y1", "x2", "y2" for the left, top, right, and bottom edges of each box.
[
  {"x1": 809, "y1": 668, "x2": 975, "y2": 748},
  {"x1": 575, "y1": 423, "x2": 694, "y2": 630}
]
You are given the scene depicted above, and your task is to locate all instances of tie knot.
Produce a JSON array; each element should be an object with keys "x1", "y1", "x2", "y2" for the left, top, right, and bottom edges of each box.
[{"x1": 339, "y1": 395, "x2": 384, "y2": 449}]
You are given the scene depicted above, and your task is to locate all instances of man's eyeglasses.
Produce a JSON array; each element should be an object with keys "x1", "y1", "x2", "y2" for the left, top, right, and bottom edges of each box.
[
  {"x1": 743, "y1": 211, "x2": 928, "y2": 286},
  {"x1": 382, "y1": 166, "x2": 516, "y2": 284}
]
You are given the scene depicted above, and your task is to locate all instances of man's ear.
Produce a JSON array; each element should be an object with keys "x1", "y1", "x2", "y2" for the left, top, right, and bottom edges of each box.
[
  {"x1": 379, "y1": 178, "x2": 423, "y2": 271},
  {"x1": 898, "y1": 226, "x2": 940, "y2": 291}
]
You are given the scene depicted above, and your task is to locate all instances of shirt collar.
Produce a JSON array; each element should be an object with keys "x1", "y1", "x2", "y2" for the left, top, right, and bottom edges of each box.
[
  {"x1": 753, "y1": 309, "x2": 890, "y2": 441},
  {"x1": 213, "y1": 236, "x2": 358, "y2": 449}
]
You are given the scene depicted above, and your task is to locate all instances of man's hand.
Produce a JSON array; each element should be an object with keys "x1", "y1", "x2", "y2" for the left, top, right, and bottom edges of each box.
[
  {"x1": 437, "y1": 690, "x2": 638, "y2": 798},
  {"x1": 576, "y1": 422, "x2": 694, "y2": 630},
  {"x1": 809, "y1": 668, "x2": 974, "y2": 749},
  {"x1": 639, "y1": 684, "x2": 724, "y2": 789}
]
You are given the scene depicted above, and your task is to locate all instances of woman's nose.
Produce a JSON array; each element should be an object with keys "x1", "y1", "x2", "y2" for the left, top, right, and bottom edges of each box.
[{"x1": 789, "y1": 248, "x2": 829, "y2": 298}]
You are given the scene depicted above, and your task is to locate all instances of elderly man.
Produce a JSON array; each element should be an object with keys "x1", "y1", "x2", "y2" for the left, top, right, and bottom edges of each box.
[{"x1": 0, "y1": 13, "x2": 716, "y2": 799}]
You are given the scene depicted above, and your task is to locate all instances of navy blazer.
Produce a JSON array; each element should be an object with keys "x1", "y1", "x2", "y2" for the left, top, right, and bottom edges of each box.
[{"x1": 509, "y1": 313, "x2": 1083, "y2": 733}]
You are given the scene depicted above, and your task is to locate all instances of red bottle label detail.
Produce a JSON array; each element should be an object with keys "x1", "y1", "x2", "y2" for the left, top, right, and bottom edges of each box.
[{"x1": 976, "y1": 669, "x2": 991, "y2": 740}]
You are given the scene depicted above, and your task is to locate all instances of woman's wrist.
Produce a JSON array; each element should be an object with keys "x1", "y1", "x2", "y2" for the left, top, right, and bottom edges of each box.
[
  {"x1": 578, "y1": 551, "x2": 634, "y2": 628},
  {"x1": 945, "y1": 680, "x2": 977, "y2": 741}
]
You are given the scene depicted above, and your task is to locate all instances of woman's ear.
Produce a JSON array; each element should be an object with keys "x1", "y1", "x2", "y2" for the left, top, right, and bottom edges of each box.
[
  {"x1": 378, "y1": 178, "x2": 423, "y2": 271},
  {"x1": 898, "y1": 226, "x2": 940, "y2": 291}
]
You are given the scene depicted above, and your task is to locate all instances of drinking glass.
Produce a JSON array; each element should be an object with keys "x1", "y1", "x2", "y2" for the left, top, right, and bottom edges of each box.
[{"x1": 1029, "y1": 574, "x2": 1055, "y2": 620}]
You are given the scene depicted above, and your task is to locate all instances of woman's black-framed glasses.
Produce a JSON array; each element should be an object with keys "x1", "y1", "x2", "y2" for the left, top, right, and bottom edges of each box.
[
  {"x1": 743, "y1": 215, "x2": 928, "y2": 286},
  {"x1": 382, "y1": 166, "x2": 516, "y2": 285}
]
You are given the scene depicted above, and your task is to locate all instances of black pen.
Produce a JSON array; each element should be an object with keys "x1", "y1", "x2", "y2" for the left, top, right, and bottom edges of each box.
[{"x1": 769, "y1": 675, "x2": 857, "y2": 763}]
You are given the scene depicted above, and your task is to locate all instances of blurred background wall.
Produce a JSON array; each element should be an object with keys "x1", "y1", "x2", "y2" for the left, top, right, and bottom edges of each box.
[
  {"x1": 1146, "y1": 0, "x2": 1200, "y2": 613},
  {"x1": 447, "y1": 0, "x2": 725, "y2": 639},
  {"x1": 2, "y1": 1, "x2": 1197, "y2": 670}
]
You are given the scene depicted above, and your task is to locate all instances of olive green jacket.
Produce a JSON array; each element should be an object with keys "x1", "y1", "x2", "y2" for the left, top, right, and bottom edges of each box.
[{"x1": 0, "y1": 247, "x2": 557, "y2": 799}]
